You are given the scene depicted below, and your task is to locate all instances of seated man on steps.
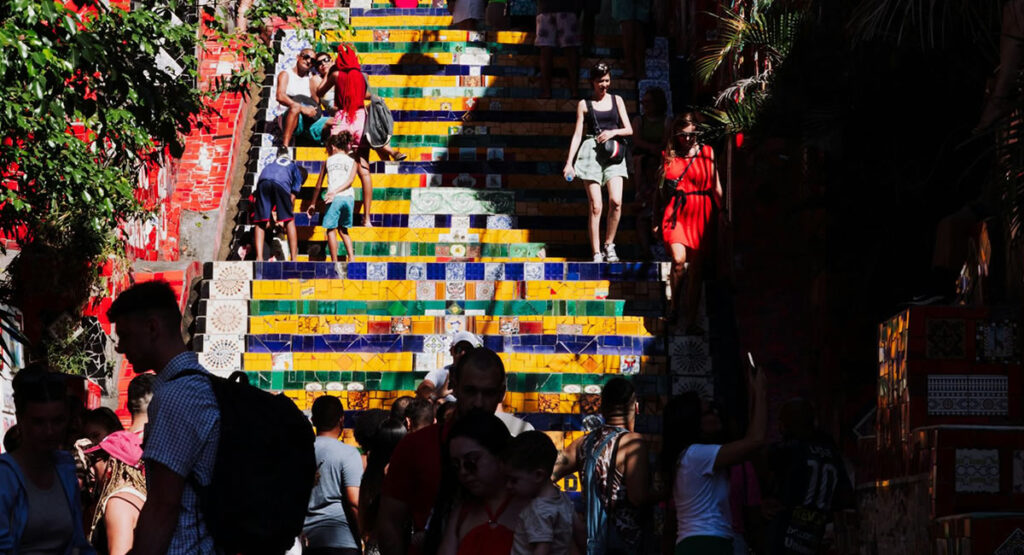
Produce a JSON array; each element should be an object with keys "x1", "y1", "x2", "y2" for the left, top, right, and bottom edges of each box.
[{"x1": 277, "y1": 48, "x2": 330, "y2": 147}]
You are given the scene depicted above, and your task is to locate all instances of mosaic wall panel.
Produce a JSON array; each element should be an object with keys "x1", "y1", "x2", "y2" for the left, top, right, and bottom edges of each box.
[
  {"x1": 955, "y1": 449, "x2": 1000, "y2": 493},
  {"x1": 410, "y1": 188, "x2": 514, "y2": 215},
  {"x1": 927, "y1": 375, "x2": 1008, "y2": 416}
]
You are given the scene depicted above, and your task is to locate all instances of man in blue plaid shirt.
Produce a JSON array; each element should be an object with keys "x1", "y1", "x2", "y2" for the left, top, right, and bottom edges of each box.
[{"x1": 109, "y1": 281, "x2": 220, "y2": 555}]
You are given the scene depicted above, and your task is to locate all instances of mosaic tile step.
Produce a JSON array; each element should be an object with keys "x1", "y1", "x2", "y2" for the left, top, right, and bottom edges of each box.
[
  {"x1": 264, "y1": 96, "x2": 621, "y2": 113},
  {"x1": 241, "y1": 333, "x2": 663, "y2": 356},
  {"x1": 245, "y1": 370, "x2": 659, "y2": 394},
  {"x1": 207, "y1": 261, "x2": 669, "y2": 283},
  {"x1": 357, "y1": 65, "x2": 635, "y2": 84},
  {"x1": 284, "y1": 213, "x2": 643, "y2": 236},
  {"x1": 283, "y1": 239, "x2": 552, "y2": 259},
  {"x1": 341, "y1": 52, "x2": 627, "y2": 71},
  {"x1": 319, "y1": 29, "x2": 620, "y2": 48},
  {"x1": 240, "y1": 350, "x2": 663, "y2": 374},
  {"x1": 233, "y1": 298, "x2": 646, "y2": 317},
  {"x1": 245, "y1": 279, "x2": 660, "y2": 302},
  {"x1": 236, "y1": 314, "x2": 660, "y2": 338}
]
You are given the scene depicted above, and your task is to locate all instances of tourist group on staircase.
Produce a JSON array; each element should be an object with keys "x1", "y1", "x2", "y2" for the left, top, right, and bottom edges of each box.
[{"x1": 1, "y1": 1, "x2": 854, "y2": 555}]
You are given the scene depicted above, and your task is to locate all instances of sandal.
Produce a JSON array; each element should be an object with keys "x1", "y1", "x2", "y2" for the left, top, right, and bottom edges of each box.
[{"x1": 393, "y1": 152, "x2": 408, "y2": 162}]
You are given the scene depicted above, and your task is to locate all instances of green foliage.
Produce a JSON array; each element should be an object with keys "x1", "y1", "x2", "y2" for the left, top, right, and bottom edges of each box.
[
  {"x1": 0, "y1": 0, "x2": 336, "y2": 361},
  {"x1": 696, "y1": 1, "x2": 806, "y2": 139}
]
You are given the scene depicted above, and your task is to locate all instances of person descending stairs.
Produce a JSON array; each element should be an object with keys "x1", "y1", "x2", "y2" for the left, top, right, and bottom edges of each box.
[{"x1": 192, "y1": 0, "x2": 711, "y2": 494}]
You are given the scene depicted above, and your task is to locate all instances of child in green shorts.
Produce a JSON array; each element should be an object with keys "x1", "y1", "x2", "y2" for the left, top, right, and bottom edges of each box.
[{"x1": 307, "y1": 132, "x2": 358, "y2": 262}]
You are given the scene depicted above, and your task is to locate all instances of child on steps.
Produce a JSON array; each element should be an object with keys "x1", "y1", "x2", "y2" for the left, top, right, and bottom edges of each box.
[{"x1": 307, "y1": 132, "x2": 358, "y2": 262}]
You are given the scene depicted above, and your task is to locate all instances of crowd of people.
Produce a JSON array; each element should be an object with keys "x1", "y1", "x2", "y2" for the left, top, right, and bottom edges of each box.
[{"x1": 0, "y1": 280, "x2": 852, "y2": 555}]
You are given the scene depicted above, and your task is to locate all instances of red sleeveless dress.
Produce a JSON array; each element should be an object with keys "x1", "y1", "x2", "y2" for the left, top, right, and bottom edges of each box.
[
  {"x1": 455, "y1": 497, "x2": 515, "y2": 555},
  {"x1": 661, "y1": 145, "x2": 716, "y2": 249}
]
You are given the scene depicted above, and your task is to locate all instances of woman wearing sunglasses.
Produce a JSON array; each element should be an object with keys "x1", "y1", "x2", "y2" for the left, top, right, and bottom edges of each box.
[
  {"x1": 436, "y1": 409, "x2": 524, "y2": 555},
  {"x1": 659, "y1": 112, "x2": 723, "y2": 332},
  {"x1": 0, "y1": 365, "x2": 95, "y2": 554}
]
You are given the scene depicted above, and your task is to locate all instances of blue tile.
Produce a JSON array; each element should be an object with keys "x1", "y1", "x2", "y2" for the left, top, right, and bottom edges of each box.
[
  {"x1": 544, "y1": 263, "x2": 564, "y2": 280},
  {"x1": 387, "y1": 262, "x2": 406, "y2": 280},
  {"x1": 505, "y1": 263, "x2": 524, "y2": 281},
  {"x1": 580, "y1": 264, "x2": 599, "y2": 280},
  {"x1": 314, "y1": 263, "x2": 338, "y2": 279},
  {"x1": 427, "y1": 263, "x2": 446, "y2": 280},
  {"x1": 348, "y1": 263, "x2": 367, "y2": 280},
  {"x1": 465, "y1": 263, "x2": 485, "y2": 280}
]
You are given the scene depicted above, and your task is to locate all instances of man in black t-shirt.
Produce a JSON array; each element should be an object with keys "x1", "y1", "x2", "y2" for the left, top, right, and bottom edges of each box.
[{"x1": 763, "y1": 400, "x2": 854, "y2": 555}]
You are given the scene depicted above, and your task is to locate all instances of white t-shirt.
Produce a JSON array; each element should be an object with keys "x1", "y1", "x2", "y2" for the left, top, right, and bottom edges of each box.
[
  {"x1": 674, "y1": 443, "x2": 733, "y2": 542},
  {"x1": 422, "y1": 367, "x2": 456, "y2": 403},
  {"x1": 324, "y1": 153, "x2": 355, "y2": 200},
  {"x1": 511, "y1": 491, "x2": 575, "y2": 555}
]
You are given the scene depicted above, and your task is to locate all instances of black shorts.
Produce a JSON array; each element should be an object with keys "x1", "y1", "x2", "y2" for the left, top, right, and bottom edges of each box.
[{"x1": 254, "y1": 179, "x2": 294, "y2": 223}]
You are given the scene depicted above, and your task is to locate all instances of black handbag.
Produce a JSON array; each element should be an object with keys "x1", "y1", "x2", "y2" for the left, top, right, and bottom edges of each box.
[{"x1": 586, "y1": 97, "x2": 625, "y2": 165}]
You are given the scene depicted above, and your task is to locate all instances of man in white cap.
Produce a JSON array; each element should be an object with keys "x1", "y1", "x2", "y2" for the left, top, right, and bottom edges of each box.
[{"x1": 416, "y1": 330, "x2": 481, "y2": 403}]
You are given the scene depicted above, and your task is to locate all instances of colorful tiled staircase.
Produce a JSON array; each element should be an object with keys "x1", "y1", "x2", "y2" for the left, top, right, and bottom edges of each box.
[{"x1": 192, "y1": 2, "x2": 706, "y2": 465}]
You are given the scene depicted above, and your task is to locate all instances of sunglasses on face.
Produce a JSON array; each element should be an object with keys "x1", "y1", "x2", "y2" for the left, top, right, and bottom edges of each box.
[
  {"x1": 675, "y1": 131, "x2": 699, "y2": 138},
  {"x1": 452, "y1": 453, "x2": 482, "y2": 474},
  {"x1": 300, "y1": 54, "x2": 314, "y2": 62}
]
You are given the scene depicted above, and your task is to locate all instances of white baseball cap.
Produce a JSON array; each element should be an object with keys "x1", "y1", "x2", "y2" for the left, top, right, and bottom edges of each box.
[{"x1": 450, "y1": 330, "x2": 482, "y2": 349}]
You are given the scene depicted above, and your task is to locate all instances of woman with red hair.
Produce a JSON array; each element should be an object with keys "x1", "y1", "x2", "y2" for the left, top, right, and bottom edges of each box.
[{"x1": 318, "y1": 44, "x2": 405, "y2": 227}]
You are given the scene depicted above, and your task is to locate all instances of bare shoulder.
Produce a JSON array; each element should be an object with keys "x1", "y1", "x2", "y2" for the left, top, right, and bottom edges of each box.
[
  {"x1": 619, "y1": 432, "x2": 649, "y2": 453},
  {"x1": 577, "y1": 99, "x2": 587, "y2": 112}
]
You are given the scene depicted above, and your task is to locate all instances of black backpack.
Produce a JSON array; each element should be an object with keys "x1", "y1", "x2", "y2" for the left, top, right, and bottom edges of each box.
[{"x1": 178, "y1": 370, "x2": 316, "y2": 555}]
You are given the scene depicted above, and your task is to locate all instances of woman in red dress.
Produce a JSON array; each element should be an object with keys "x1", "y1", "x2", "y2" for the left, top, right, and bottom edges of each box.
[{"x1": 660, "y1": 113, "x2": 723, "y2": 332}]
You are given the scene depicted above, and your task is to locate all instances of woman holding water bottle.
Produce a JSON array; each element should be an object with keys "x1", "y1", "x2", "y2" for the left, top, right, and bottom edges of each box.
[{"x1": 564, "y1": 63, "x2": 633, "y2": 262}]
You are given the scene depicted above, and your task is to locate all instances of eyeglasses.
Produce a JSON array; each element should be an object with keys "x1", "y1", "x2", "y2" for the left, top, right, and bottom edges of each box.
[
  {"x1": 675, "y1": 131, "x2": 699, "y2": 139},
  {"x1": 300, "y1": 54, "x2": 314, "y2": 62},
  {"x1": 317, "y1": 59, "x2": 330, "y2": 66}
]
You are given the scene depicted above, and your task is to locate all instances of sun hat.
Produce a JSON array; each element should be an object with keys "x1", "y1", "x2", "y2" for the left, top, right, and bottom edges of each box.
[
  {"x1": 84, "y1": 430, "x2": 144, "y2": 468},
  {"x1": 451, "y1": 330, "x2": 483, "y2": 349}
]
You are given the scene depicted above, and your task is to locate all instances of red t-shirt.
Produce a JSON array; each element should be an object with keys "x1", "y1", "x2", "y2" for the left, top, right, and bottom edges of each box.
[{"x1": 381, "y1": 422, "x2": 447, "y2": 532}]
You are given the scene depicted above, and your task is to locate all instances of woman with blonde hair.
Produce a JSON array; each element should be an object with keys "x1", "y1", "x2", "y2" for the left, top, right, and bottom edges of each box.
[
  {"x1": 659, "y1": 113, "x2": 722, "y2": 332},
  {"x1": 85, "y1": 430, "x2": 146, "y2": 555}
]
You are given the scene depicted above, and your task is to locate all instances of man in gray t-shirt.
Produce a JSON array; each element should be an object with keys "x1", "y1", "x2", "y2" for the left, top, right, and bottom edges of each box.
[{"x1": 304, "y1": 396, "x2": 364, "y2": 554}]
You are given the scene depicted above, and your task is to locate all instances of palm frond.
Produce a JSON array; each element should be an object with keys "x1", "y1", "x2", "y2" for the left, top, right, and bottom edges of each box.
[{"x1": 848, "y1": 0, "x2": 1000, "y2": 49}]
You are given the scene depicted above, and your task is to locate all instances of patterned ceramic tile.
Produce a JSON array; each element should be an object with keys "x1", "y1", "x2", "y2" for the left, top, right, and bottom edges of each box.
[
  {"x1": 525, "y1": 263, "x2": 544, "y2": 281},
  {"x1": 444, "y1": 315, "x2": 466, "y2": 334},
  {"x1": 620, "y1": 355, "x2": 641, "y2": 376},
  {"x1": 451, "y1": 215, "x2": 471, "y2": 230},
  {"x1": 417, "y1": 281, "x2": 435, "y2": 300},
  {"x1": 409, "y1": 214, "x2": 435, "y2": 228},
  {"x1": 557, "y1": 324, "x2": 584, "y2": 334},
  {"x1": 499, "y1": 317, "x2": 519, "y2": 335},
  {"x1": 391, "y1": 317, "x2": 412, "y2": 334},
  {"x1": 368, "y1": 262, "x2": 388, "y2": 281},
  {"x1": 204, "y1": 300, "x2": 248, "y2": 335},
  {"x1": 486, "y1": 174, "x2": 502, "y2": 189},
  {"x1": 484, "y1": 263, "x2": 504, "y2": 280},
  {"x1": 926, "y1": 319, "x2": 966, "y2": 359},
  {"x1": 927, "y1": 375, "x2": 1008, "y2": 415},
  {"x1": 977, "y1": 320, "x2": 1020, "y2": 363},
  {"x1": 487, "y1": 215, "x2": 514, "y2": 230},
  {"x1": 209, "y1": 279, "x2": 250, "y2": 299},
  {"x1": 212, "y1": 261, "x2": 254, "y2": 281},
  {"x1": 446, "y1": 281, "x2": 466, "y2": 300},
  {"x1": 452, "y1": 173, "x2": 477, "y2": 188},
  {"x1": 411, "y1": 188, "x2": 514, "y2": 215},
  {"x1": 407, "y1": 263, "x2": 427, "y2": 281},
  {"x1": 672, "y1": 376, "x2": 713, "y2": 398},
  {"x1": 198, "y1": 335, "x2": 244, "y2": 376},
  {"x1": 487, "y1": 148, "x2": 504, "y2": 161},
  {"x1": 424, "y1": 335, "x2": 447, "y2": 354},
  {"x1": 955, "y1": 449, "x2": 1000, "y2": 493},
  {"x1": 476, "y1": 281, "x2": 495, "y2": 301},
  {"x1": 669, "y1": 336, "x2": 712, "y2": 376},
  {"x1": 446, "y1": 262, "x2": 467, "y2": 281},
  {"x1": 414, "y1": 353, "x2": 436, "y2": 372}
]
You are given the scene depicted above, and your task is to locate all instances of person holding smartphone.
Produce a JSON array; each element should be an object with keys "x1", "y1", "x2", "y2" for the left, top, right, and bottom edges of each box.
[{"x1": 660, "y1": 364, "x2": 767, "y2": 555}]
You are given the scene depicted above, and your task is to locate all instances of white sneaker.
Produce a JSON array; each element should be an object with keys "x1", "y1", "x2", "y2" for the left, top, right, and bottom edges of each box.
[
  {"x1": 592, "y1": 252, "x2": 604, "y2": 262},
  {"x1": 603, "y1": 243, "x2": 619, "y2": 262}
]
